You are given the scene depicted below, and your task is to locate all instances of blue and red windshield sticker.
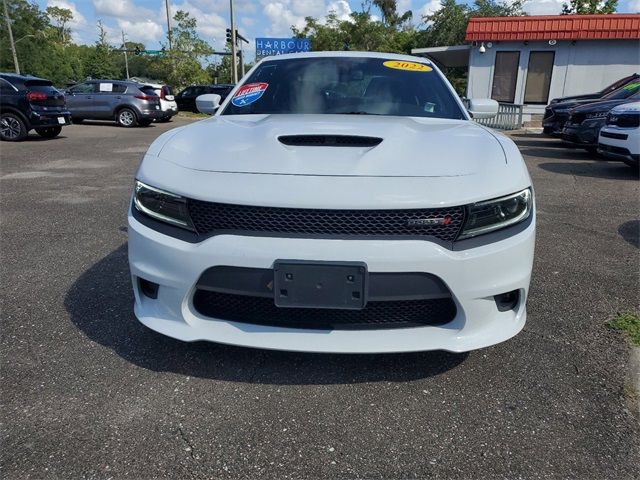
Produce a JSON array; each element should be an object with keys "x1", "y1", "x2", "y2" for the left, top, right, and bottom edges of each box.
[{"x1": 231, "y1": 82, "x2": 269, "y2": 107}]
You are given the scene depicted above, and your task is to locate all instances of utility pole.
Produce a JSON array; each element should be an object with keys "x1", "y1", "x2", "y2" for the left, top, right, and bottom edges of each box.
[
  {"x1": 239, "y1": 41, "x2": 245, "y2": 78},
  {"x1": 164, "y1": 0, "x2": 172, "y2": 50},
  {"x1": 122, "y1": 30, "x2": 130, "y2": 79},
  {"x1": 2, "y1": 0, "x2": 20, "y2": 74},
  {"x1": 229, "y1": 0, "x2": 237, "y2": 83}
]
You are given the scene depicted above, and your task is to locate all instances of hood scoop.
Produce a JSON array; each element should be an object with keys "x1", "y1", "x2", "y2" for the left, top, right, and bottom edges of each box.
[{"x1": 278, "y1": 135, "x2": 383, "y2": 147}]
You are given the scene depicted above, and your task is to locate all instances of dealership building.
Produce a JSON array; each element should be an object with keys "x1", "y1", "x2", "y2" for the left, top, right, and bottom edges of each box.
[{"x1": 412, "y1": 14, "x2": 640, "y2": 122}]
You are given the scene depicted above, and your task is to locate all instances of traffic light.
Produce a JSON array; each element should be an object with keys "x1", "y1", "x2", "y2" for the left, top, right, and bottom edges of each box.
[
  {"x1": 135, "y1": 46, "x2": 141, "y2": 55},
  {"x1": 226, "y1": 28, "x2": 232, "y2": 44}
]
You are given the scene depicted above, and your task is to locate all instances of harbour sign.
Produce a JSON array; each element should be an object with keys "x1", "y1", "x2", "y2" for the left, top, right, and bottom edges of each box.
[{"x1": 255, "y1": 38, "x2": 311, "y2": 58}]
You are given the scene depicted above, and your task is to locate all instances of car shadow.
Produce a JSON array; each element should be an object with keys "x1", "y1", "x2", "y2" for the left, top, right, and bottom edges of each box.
[
  {"x1": 75, "y1": 120, "x2": 156, "y2": 128},
  {"x1": 538, "y1": 160, "x2": 639, "y2": 180},
  {"x1": 23, "y1": 133, "x2": 67, "y2": 142},
  {"x1": 64, "y1": 244, "x2": 467, "y2": 385},
  {"x1": 618, "y1": 220, "x2": 640, "y2": 248}
]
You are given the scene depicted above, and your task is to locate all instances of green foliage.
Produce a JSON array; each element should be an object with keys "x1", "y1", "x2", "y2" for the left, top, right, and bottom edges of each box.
[
  {"x1": 153, "y1": 10, "x2": 214, "y2": 88},
  {"x1": 46, "y1": 5, "x2": 72, "y2": 44},
  {"x1": 562, "y1": 0, "x2": 618, "y2": 14},
  {"x1": 419, "y1": 0, "x2": 525, "y2": 48},
  {"x1": 84, "y1": 21, "x2": 119, "y2": 79},
  {"x1": 292, "y1": 10, "x2": 418, "y2": 54},
  {"x1": 607, "y1": 311, "x2": 640, "y2": 346}
]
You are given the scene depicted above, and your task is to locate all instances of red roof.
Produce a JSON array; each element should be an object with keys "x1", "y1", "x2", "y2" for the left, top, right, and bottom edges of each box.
[{"x1": 465, "y1": 14, "x2": 640, "y2": 41}]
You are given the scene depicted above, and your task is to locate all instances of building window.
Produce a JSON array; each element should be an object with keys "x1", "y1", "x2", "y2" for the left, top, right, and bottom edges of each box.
[
  {"x1": 491, "y1": 51, "x2": 520, "y2": 103},
  {"x1": 524, "y1": 51, "x2": 555, "y2": 104}
]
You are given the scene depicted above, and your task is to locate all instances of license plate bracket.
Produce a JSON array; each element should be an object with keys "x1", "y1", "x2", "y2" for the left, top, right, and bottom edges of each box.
[{"x1": 274, "y1": 261, "x2": 367, "y2": 310}]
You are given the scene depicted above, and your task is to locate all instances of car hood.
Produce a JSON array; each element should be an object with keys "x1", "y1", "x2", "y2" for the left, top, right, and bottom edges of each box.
[
  {"x1": 155, "y1": 114, "x2": 507, "y2": 177},
  {"x1": 570, "y1": 98, "x2": 633, "y2": 113},
  {"x1": 551, "y1": 93, "x2": 600, "y2": 105},
  {"x1": 550, "y1": 98, "x2": 601, "y2": 111}
]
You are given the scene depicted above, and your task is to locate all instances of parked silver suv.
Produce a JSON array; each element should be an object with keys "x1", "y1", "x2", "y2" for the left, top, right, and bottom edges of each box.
[{"x1": 65, "y1": 80, "x2": 162, "y2": 127}]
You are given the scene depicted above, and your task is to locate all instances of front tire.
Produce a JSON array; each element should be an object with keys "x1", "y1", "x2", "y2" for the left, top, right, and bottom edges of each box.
[
  {"x1": 72, "y1": 117, "x2": 83, "y2": 124},
  {"x1": 116, "y1": 108, "x2": 138, "y2": 128},
  {"x1": 0, "y1": 113, "x2": 28, "y2": 141},
  {"x1": 35, "y1": 126, "x2": 62, "y2": 138}
]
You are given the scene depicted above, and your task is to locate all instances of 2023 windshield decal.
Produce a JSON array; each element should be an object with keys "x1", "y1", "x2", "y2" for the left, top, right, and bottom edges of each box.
[{"x1": 231, "y1": 82, "x2": 269, "y2": 107}]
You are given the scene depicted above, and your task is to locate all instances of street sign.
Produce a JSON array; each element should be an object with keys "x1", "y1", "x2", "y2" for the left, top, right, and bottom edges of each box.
[
  {"x1": 255, "y1": 38, "x2": 311, "y2": 58},
  {"x1": 143, "y1": 50, "x2": 163, "y2": 56}
]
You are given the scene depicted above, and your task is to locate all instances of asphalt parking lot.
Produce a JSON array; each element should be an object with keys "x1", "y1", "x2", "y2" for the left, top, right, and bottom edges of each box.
[{"x1": 1, "y1": 119, "x2": 639, "y2": 479}]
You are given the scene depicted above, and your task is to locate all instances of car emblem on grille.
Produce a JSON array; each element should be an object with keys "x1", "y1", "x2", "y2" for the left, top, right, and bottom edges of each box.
[{"x1": 407, "y1": 215, "x2": 452, "y2": 227}]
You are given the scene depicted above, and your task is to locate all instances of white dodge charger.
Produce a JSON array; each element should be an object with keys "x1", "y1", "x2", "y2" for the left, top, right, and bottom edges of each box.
[{"x1": 128, "y1": 52, "x2": 535, "y2": 353}]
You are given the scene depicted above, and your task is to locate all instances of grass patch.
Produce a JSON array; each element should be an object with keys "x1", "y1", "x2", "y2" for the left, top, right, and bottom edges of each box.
[
  {"x1": 607, "y1": 311, "x2": 640, "y2": 346},
  {"x1": 177, "y1": 111, "x2": 208, "y2": 119}
]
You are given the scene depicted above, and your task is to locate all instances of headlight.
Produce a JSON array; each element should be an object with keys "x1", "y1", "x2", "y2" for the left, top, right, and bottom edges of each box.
[
  {"x1": 459, "y1": 188, "x2": 532, "y2": 239},
  {"x1": 133, "y1": 180, "x2": 194, "y2": 230},
  {"x1": 585, "y1": 111, "x2": 608, "y2": 119}
]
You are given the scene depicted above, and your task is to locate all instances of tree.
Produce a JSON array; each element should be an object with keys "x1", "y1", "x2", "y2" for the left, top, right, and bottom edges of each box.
[
  {"x1": 0, "y1": 0, "x2": 48, "y2": 73},
  {"x1": 46, "y1": 5, "x2": 72, "y2": 44},
  {"x1": 419, "y1": 0, "x2": 524, "y2": 48},
  {"x1": 155, "y1": 10, "x2": 213, "y2": 88},
  {"x1": 84, "y1": 20, "x2": 119, "y2": 79},
  {"x1": 372, "y1": 0, "x2": 412, "y2": 28},
  {"x1": 292, "y1": 8, "x2": 417, "y2": 54},
  {"x1": 562, "y1": 0, "x2": 617, "y2": 14}
]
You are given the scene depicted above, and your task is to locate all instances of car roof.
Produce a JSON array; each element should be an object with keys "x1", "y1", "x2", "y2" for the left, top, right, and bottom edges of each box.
[
  {"x1": 0, "y1": 73, "x2": 50, "y2": 83},
  {"x1": 86, "y1": 79, "x2": 137, "y2": 85},
  {"x1": 257, "y1": 51, "x2": 434, "y2": 65}
]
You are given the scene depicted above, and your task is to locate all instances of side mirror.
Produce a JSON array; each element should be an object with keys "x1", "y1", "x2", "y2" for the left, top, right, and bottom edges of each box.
[
  {"x1": 196, "y1": 94, "x2": 221, "y2": 115},
  {"x1": 468, "y1": 98, "x2": 499, "y2": 119}
]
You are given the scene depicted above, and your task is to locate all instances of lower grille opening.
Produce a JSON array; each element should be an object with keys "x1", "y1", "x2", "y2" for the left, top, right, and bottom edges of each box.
[
  {"x1": 192, "y1": 290, "x2": 457, "y2": 330},
  {"x1": 138, "y1": 277, "x2": 159, "y2": 299},
  {"x1": 494, "y1": 290, "x2": 519, "y2": 312}
]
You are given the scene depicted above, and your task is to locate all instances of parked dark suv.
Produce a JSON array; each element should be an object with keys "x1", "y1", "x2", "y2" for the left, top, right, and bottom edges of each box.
[
  {"x1": 0, "y1": 73, "x2": 71, "y2": 141},
  {"x1": 175, "y1": 84, "x2": 234, "y2": 112},
  {"x1": 65, "y1": 80, "x2": 162, "y2": 127}
]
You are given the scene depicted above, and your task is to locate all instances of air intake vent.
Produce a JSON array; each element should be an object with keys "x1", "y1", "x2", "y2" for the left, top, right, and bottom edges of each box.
[{"x1": 278, "y1": 135, "x2": 383, "y2": 147}]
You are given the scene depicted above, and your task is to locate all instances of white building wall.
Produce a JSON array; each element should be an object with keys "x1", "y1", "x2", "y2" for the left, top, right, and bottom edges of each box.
[{"x1": 467, "y1": 39, "x2": 640, "y2": 116}]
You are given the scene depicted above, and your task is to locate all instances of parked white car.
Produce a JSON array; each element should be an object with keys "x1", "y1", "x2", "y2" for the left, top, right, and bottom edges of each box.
[
  {"x1": 597, "y1": 101, "x2": 640, "y2": 169},
  {"x1": 128, "y1": 52, "x2": 535, "y2": 353},
  {"x1": 148, "y1": 83, "x2": 177, "y2": 122}
]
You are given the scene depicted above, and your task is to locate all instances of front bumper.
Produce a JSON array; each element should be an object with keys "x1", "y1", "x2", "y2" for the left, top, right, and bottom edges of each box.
[
  {"x1": 542, "y1": 112, "x2": 568, "y2": 136},
  {"x1": 598, "y1": 126, "x2": 640, "y2": 167},
  {"x1": 561, "y1": 121, "x2": 603, "y2": 147},
  {"x1": 127, "y1": 210, "x2": 536, "y2": 353}
]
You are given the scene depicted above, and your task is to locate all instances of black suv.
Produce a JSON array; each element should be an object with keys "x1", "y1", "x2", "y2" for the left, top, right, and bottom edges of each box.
[
  {"x1": 0, "y1": 73, "x2": 71, "y2": 141},
  {"x1": 175, "y1": 84, "x2": 234, "y2": 112}
]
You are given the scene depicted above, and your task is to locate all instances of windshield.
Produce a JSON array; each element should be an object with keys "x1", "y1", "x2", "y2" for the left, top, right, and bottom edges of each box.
[
  {"x1": 599, "y1": 74, "x2": 638, "y2": 95},
  {"x1": 603, "y1": 80, "x2": 640, "y2": 100},
  {"x1": 221, "y1": 57, "x2": 465, "y2": 119}
]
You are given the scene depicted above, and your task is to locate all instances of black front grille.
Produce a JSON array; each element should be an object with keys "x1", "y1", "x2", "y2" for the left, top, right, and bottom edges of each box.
[
  {"x1": 192, "y1": 290, "x2": 457, "y2": 330},
  {"x1": 188, "y1": 200, "x2": 465, "y2": 242},
  {"x1": 568, "y1": 113, "x2": 585, "y2": 125}
]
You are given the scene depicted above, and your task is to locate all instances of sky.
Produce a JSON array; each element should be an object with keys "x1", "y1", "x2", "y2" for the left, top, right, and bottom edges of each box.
[{"x1": 36, "y1": 0, "x2": 640, "y2": 62}]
